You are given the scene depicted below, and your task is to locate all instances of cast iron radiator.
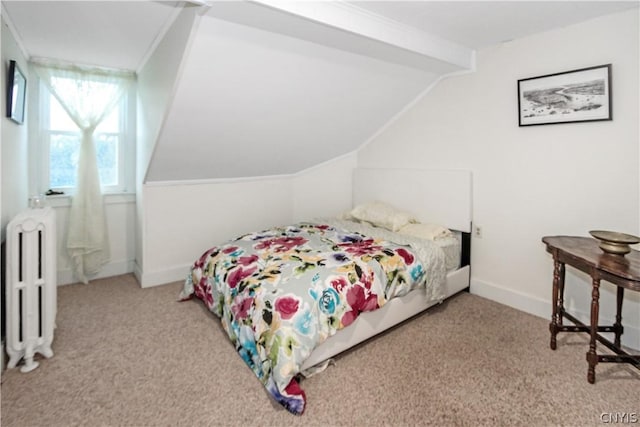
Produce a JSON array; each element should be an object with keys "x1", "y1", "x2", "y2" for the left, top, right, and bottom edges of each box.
[{"x1": 6, "y1": 207, "x2": 57, "y2": 372}]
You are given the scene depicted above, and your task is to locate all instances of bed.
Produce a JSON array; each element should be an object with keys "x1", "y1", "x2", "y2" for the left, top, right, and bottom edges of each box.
[{"x1": 179, "y1": 168, "x2": 472, "y2": 415}]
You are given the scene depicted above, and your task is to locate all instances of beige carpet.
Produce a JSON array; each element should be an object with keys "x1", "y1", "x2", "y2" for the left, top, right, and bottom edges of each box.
[{"x1": 1, "y1": 274, "x2": 638, "y2": 426}]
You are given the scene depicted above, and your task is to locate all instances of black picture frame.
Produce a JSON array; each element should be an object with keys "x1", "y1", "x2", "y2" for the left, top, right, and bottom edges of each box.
[
  {"x1": 518, "y1": 64, "x2": 612, "y2": 127},
  {"x1": 6, "y1": 60, "x2": 26, "y2": 124}
]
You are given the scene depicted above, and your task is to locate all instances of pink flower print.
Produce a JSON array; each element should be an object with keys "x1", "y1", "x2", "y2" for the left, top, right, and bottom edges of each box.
[
  {"x1": 227, "y1": 266, "x2": 257, "y2": 288},
  {"x1": 395, "y1": 248, "x2": 415, "y2": 265},
  {"x1": 232, "y1": 296, "x2": 254, "y2": 320},
  {"x1": 359, "y1": 269, "x2": 374, "y2": 290},
  {"x1": 275, "y1": 295, "x2": 300, "y2": 320},
  {"x1": 346, "y1": 284, "x2": 378, "y2": 313},
  {"x1": 338, "y1": 239, "x2": 382, "y2": 256},
  {"x1": 341, "y1": 309, "x2": 357, "y2": 327},
  {"x1": 238, "y1": 254, "x2": 258, "y2": 266},
  {"x1": 195, "y1": 247, "x2": 219, "y2": 269},
  {"x1": 194, "y1": 279, "x2": 213, "y2": 308},
  {"x1": 330, "y1": 276, "x2": 350, "y2": 294},
  {"x1": 254, "y1": 236, "x2": 308, "y2": 253},
  {"x1": 361, "y1": 293, "x2": 378, "y2": 312},
  {"x1": 346, "y1": 285, "x2": 366, "y2": 311}
]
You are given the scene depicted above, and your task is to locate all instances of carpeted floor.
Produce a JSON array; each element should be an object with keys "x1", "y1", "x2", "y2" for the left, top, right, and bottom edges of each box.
[{"x1": 1, "y1": 274, "x2": 638, "y2": 426}]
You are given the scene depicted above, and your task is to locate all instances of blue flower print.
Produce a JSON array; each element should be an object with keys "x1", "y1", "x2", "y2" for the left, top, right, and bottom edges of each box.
[
  {"x1": 319, "y1": 288, "x2": 340, "y2": 315},
  {"x1": 294, "y1": 309, "x2": 313, "y2": 335},
  {"x1": 411, "y1": 264, "x2": 424, "y2": 282}
]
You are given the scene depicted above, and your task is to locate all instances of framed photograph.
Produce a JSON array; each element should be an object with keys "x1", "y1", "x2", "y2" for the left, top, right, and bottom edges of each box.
[
  {"x1": 6, "y1": 60, "x2": 27, "y2": 124},
  {"x1": 518, "y1": 64, "x2": 611, "y2": 127}
]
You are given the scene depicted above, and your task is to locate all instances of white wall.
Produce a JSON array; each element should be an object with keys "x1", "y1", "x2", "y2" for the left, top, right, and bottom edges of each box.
[
  {"x1": 136, "y1": 7, "x2": 199, "y2": 277},
  {"x1": 1, "y1": 15, "x2": 29, "y2": 241},
  {"x1": 358, "y1": 10, "x2": 640, "y2": 348},
  {"x1": 134, "y1": 7, "x2": 358, "y2": 288},
  {"x1": 292, "y1": 152, "x2": 357, "y2": 222},
  {"x1": 137, "y1": 153, "x2": 355, "y2": 287},
  {"x1": 46, "y1": 195, "x2": 136, "y2": 285},
  {"x1": 138, "y1": 177, "x2": 292, "y2": 287}
]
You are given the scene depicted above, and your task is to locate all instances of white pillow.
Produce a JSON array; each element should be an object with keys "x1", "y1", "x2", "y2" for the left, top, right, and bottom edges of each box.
[
  {"x1": 398, "y1": 223, "x2": 453, "y2": 240},
  {"x1": 349, "y1": 201, "x2": 416, "y2": 232}
]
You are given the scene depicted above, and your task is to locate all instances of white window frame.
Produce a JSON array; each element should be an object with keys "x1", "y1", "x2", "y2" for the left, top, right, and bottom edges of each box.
[{"x1": 36, "y1": 78, "x2": 135, "y2": 196}]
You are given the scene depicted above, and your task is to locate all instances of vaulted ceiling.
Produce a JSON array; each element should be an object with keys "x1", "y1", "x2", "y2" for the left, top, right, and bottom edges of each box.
[{"x1": 3, "y1": 1, "x2": 638, "y2": 181}]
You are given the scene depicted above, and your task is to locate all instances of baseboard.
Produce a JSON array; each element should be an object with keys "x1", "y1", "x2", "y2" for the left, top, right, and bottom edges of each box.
[
  {"x1": 57, "y1": 259, "x2": 135, "y2": 286},
  {"x1": 471, "y1": 278, "x2": 640, "y2": 351},
  {"x1": 136, "y1": 263, "x2": 189, "y2": 288},
  {"x1": 59, "y1": 259, "x2": 185, "y2": 288}
]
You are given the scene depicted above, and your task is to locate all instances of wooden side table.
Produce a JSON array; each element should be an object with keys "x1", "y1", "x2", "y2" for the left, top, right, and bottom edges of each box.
[{"x1": 542, "y1": 236, "x2": 640, "y2": 383}]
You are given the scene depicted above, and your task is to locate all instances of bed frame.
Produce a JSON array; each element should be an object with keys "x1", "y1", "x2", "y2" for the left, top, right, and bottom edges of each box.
[{"x1": 301, "y1": 168, "x2": 472, "y2": 370}]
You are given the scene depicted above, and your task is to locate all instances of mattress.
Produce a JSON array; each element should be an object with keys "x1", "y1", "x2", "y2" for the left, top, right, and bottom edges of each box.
[{"x1": 440, "y1": 231, "x2": 462, "y2": 272}]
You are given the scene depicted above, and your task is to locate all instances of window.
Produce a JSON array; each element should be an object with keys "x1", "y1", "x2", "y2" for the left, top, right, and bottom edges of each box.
[{"x1": 39, "y1": 79, "x2": 133, "y2": 194}]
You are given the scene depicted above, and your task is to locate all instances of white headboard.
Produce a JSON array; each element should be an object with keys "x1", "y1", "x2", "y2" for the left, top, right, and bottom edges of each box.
[{"x1": 352, "y1": 168, "x2": 473, "y2": 233}]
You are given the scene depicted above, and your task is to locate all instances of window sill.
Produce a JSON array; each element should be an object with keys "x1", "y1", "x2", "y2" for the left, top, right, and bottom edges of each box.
[{"x1": 45, "y1": 192, "x2": 136, "y2": 208}]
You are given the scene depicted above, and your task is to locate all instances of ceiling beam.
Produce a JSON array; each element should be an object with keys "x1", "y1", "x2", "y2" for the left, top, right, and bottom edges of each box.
[{"x1": 251, "y1": 0, "x2": 475, "y2": 71}]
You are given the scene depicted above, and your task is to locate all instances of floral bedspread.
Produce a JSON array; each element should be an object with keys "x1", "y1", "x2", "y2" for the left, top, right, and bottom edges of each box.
[{"x1": 180, "y1": 222, "x2": 445, "y2": 415}]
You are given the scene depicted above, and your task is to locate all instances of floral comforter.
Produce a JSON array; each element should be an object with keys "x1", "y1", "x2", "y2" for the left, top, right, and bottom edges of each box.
[{"x1": 180, "y1": 221, "x2": 446, "y2": 415}]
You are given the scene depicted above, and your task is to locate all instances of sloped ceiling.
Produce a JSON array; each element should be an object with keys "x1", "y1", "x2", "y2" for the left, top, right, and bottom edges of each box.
[
  {"x1": 145, "y1": 0, "x2": 639, "y2": 181},
  {"x1": 145, "y1": 9, "x2": 448, "y2": 181},
  {"x1": 351, "y1": 1, "x2": 640, "y2": 49},
  {"x1": 1, "y1": 0, "x2": 180, "y2": 70},
  {"x1": 3, "y1": 1, "x2": 639, "y2": 182}
]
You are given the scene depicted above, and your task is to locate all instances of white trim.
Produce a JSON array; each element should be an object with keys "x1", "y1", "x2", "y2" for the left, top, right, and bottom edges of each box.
[
  {"x1": 45, "y1": 192, "x2": 135, "y2": 208},
  {"x1": 134, "y1": 261, "x2": 144, "y2": 286},
  {"x1": 188, "y1": 0, "x2": 213, "y2": 11},
  {"x1": 471, "y1": 278, "x2": 640, "y2": 351},
  {"x1": 30, "y1": 57, "x2": 136, "y2": 77},
  {"x1": 136, "y1": 3, "x2": 186, "y2": 73},
  {"x1": 57, "y1": 259, "x2": 135, "y2": 286},
  {"x1": 292, "y1": 151, "x2": 358, "y2": 178},
  {"x1": 36, "y1": 79, "x2": 135, "y2": 195},
  {"x1": 136, "y1": 262, "x2": 190, "y2": 288},
  {"x1": 144, "y1": 173, "x2": 291, "y2": 187},
  {"x1": 145, "y1": 152, "x2": 359, "y2": 186},
  {"x1": 142, "y1": 7, "x2": 203, "y2": 184},
  {"x1": 252, "y1": 0, "x2": 474, "y2": 70}
]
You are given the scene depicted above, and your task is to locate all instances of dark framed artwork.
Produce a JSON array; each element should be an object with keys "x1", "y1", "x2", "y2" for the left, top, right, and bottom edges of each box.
[
  {"x1": 6, "y1": 60, "x2": 27, "y2": 124},
  {"x1": 518, "y1": 64, "x2": 612, "y2": 127}
]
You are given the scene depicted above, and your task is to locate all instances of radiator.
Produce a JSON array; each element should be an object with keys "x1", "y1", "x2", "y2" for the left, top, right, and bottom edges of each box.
[{"x1": 5, "y1": 207, "x2": 57, "y2": 373}]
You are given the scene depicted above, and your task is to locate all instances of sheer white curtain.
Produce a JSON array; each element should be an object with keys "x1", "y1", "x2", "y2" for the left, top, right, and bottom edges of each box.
[{"x1": 33, "y1": 60, "x2": 134, "y2": 284}]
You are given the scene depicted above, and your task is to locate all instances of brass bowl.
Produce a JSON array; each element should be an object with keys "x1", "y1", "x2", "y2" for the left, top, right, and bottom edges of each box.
[{"x1": 589, "y1": 230, "x2": 640, "y2": 255}]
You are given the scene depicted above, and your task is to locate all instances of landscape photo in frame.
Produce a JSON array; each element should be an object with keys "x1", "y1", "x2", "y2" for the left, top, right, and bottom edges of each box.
[{"x1": 518, "y1": 64, "x2": 612, "y2": 126}]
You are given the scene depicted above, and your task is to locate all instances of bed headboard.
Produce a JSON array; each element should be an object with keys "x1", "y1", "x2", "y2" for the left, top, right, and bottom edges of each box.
[{"x1": 352, "y1": 168, "x2": 473, "y2": 233}]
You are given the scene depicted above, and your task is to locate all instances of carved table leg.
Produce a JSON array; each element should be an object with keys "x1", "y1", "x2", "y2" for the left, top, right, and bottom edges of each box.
[
  {"x1": 614, "y1": 286, "x2": 624, "y2": 348},
  {"x1": 549, "y1": 259, "x2": 563, "y2": 350},
  {"x1": 557, "y1": 263, "x2": 565, "y2": 326},
  {"x1": 587, "y1": 275, "x2": 601, "y2": 384}
]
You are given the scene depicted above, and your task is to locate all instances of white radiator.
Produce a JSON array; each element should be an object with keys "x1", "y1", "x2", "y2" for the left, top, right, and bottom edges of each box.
[{"x1": 5, "y1": 207, "x2": 57, "y2": 373}]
